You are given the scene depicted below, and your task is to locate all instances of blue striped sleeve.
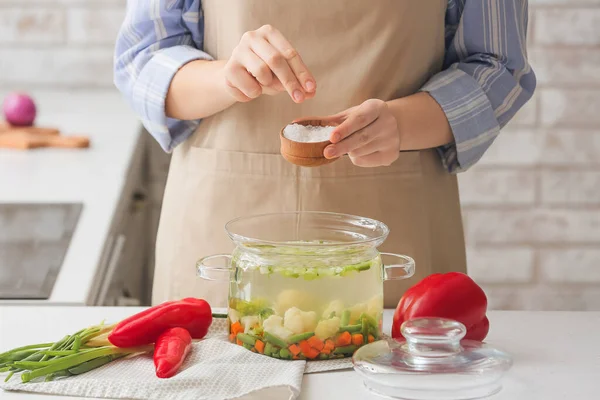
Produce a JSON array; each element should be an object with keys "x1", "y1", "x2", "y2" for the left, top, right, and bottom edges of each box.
[
  {"x1": 114, "y1": 0, "x2": 213, "y2": 152},
  {"x1": 421, "y1": 0, "x2": 536, "y2": 173}
]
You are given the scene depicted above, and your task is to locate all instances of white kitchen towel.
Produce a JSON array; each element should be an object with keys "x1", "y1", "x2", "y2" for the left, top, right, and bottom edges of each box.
[
  {"x1": 1, "y1": 338, "x2": 305, "y2": 400},
  {"x1": 1, "y1": 317, "x2": 357, "y2": 399}
]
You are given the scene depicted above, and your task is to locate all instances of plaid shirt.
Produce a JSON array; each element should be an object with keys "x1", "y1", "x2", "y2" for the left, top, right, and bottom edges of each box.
[{"x1": 114, "y1": 0, "x2": 536, "y2": 173}]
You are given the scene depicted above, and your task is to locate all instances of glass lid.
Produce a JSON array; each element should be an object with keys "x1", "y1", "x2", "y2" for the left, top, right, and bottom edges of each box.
[
  {"x1": 225, "y1": 211, "x2": 389, "y2": 253},
  {"x1": 352, "y1": 318, "x2": 512, "y2": 400}
]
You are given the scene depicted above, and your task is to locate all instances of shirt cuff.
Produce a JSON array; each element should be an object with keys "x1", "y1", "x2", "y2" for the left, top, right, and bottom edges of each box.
[
  {"x1": 132, "y1": 45, "x2": 214, "y2": 153},
  {"x1": 420, "y1": 68, "x2": 500, "y2": 174}
]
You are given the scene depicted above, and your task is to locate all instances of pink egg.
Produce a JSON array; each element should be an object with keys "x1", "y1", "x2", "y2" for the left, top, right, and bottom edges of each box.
[{"x1": 3, "y1": 92, "x2": 37, "y2": 126}]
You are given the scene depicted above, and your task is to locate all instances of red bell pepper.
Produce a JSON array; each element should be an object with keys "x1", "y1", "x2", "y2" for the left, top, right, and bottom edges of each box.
[
  {"x1": 153, "y1": 327, "x2": 192, "y2": 379},
  {"x1": 391, "y1": 272, "x2": 489, "y2": 341},
  {"x1": 108, "y1": 298, "x2": 212, "y2": 348}
]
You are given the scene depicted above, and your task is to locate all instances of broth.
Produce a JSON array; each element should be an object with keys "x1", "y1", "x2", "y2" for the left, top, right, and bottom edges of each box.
[{"x1": 227, "y1": 250, "x2": 383, "y2": 360}]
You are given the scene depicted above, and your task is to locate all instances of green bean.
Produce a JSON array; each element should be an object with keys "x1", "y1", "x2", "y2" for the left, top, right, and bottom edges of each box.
[
  {"x1": 279, "y1": 348, "x2": 291, "y2": 359},
  {"x1": 271, "y1": 352, "x2": 280, "y2": 359},
  {"x1": 361, "y1": 317, "x2": 369, "y2": 344},
  {"x1": 333, "y1": 345, "x2": 357, "y2": 355},
  {"x1": 355, "y1": 261, "x2": 372, "y2": 271},
  {"x1": 361, "y1": 313, "x2": 378, "y2": 330},
  {"x1": 341, "y1": 310, "x2": 351, "y2": 326},
  {"x1": 287, "y1": 332, "x2": 314, "y2": 344},
  {"x1": 339, "y1": 324, "x2": 362, "y2": 334},
  {"x1": 369, "y1": 325, "x2": 380, "y2": 340},
  {"x1": 0, "y1": 366, "x2": 11, "y2": 373},
  {"x1": 318, "y1": 353, "x2": 330, "y2": 360},
  {"x1": 264, "y1": 342, "x2": 274, "y2": 357},
  {"x1": 236, "y1": 333, "x2": 257, "y2": 347},
  {"x1": 68, "y1": 354, "x2": 124, "y2": 375},
  {"x1": 263, "y1": 332, "x2": 288, "y2": 348},
  {"x1": 242, "y1": 343, "x2": 253, "y2": 350}
]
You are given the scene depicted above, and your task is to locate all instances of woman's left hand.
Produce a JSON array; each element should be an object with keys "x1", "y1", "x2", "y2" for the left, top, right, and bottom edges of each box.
[{"x1": 321, "y1": 99, "x2": 400, "y2": 167}]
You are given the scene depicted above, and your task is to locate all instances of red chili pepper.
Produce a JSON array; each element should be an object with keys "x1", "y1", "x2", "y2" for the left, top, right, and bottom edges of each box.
[
  {"x1": 391, "y1": 272, "x2": 489, "y2": 341},
  {"x1": 108, "y1": 298, "x2": 212, "y2": 348},
  {"x1": 153, "y1": 327, "x2": 192, "y2": 379}
]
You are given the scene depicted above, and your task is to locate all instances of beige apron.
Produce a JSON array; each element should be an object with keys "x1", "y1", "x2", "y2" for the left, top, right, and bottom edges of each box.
[{"x1": 154, "y1": 0, "x2": 467, "y2": 309}]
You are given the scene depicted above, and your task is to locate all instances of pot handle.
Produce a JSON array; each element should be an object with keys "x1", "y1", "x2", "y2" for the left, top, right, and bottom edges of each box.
[
  {"x1": 197, "y1": 254, "x2": 232, "y2": 281},
  {"x1": 381, "y1": 253, "x2": 415, "y2": 281}
]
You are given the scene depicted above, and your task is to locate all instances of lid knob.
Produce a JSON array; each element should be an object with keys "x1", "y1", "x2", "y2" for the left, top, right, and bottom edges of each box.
[{"x1": 400, "y1": 318, "x2": 466, "y2": 358}]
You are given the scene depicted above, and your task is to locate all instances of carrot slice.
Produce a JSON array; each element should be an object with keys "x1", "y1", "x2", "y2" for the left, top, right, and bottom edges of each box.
[
  {"x1": 229, "y1": 333, "x2": 236, "y2": 343},
  {"x1": 231, "y1": 321, "x2": 243, "y2": 335},
  {"x1": 301, "y1": 346, "x2": 319, "y2": 359},
  {"x1": 336, "y1": 331, "x2": 352, "y2": 347},
  {"x1": 288, "y1": 344, "x2": 301, "y2": 357},
  {"x1": 321, "y1": 348, "x2": 331, "y2": 355},
  {"x1": 352, "y1": 333, "x2": 364, "y2": 346},
  {"x1": 324, "y1": 339, "x2": 335, "y2": 351},
  {"x1": 299, "y1": 340, "x2": 312, "y2": 356},
  {"x1": 307, "y1": 336, "x2": 324, "y2": 351},
  {"x1": 255, "y1": 340, "x2": 265, "y2": 354},
  {"x1": 368, "y1": 334, "x2": 375, "y2": 343},
  {"x1": 236, "y1": 339, "x2": 243, "y2": 346}
]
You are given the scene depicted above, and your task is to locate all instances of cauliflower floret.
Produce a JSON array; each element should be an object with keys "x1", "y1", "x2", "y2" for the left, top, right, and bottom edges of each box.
[
  {"x1": 263, "y1": 315, "x2": 294, "y2": 340},
  {"x1": 274, "y1": 290, "x2": 315, "y2": 316},
  {"x1": 349, "y1": 303, "x2": 367, "y2": 324},
  {"x1": 283, "y1": 307, "x2": 318, "y2": 334},
  {"x1": 241, "y1": 315, "x2": 260, "y2": 334},
  {"x1": 322, "y1": 300, "x2": 344, "y2": 319},
  {"x1": 315, "y1": 316, "x2": 341, "y2": 340},
  {"x1": 367, "y1": 294, "x2": 383, "y2": 319},
  {"x1": 228, "y1": 308, "x2": 240, "y2": 324}
]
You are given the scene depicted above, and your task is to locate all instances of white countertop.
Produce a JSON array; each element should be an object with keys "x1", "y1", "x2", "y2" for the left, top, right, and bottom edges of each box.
[
  {"x1": 1, "y1": 307, "x2": 599, "y2": 400},
  {"x1": 0, "y1": 90, "x2": 142, "y2": 305}
]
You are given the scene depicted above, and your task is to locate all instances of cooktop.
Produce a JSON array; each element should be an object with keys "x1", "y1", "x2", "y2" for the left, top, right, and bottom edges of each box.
[{"x1": 0, "y1": 203, "x2": 82, "y2": 299}]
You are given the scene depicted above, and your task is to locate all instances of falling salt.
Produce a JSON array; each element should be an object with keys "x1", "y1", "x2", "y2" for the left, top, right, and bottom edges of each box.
[{"x1": 283, "y1": 124, "x2": 335, "y2": 143}]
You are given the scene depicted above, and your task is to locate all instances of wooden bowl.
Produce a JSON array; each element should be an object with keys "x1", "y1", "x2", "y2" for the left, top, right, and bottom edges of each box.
[{"x1": 280, "y1": 118, "x2": 339, "y2": 167}]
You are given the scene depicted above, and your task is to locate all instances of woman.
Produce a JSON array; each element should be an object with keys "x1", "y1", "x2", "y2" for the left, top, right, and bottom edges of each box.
[{"x1": 114, "y1": 1, "x2": 535, "y2": 308}]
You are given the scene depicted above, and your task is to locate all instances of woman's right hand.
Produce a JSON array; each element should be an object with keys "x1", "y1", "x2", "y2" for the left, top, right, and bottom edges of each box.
[{"x1": 224, "y1": 25, "x2": 316, "y2": 103}]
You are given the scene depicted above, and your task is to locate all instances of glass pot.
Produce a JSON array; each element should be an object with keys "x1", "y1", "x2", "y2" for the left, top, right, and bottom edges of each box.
[{"x1": 197, "y1": 211, "x2": 415, "y2": 360}]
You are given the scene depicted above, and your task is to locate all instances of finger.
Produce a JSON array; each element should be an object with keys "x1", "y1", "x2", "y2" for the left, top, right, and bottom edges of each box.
[
  {"x1": 329, "y1": 104, "x2": 379, "y2": 144},
  {"x1": 266, "y1": 76, "x2": 285, "y2": 92},
  {"x1": 324, "y1": 123, "x2": 378, "y2": 159},
  {"x1": 240, "y1": 50, "x2": 274, "y2": 86},
  {"x1": 347, "y1": 138, "x2": 385, "y2": 158},
  {"x1": 349, "y1": 151, "x2": 398, "y2": 168},
  {"x1": 225, "y1": 86, "x2": 252, "y2": 102},
  {"x1": 225, "y1": 63, "x2": 262, "y2": 99},
  {"x1": 291, "y1": 107, "x2": 354, "y2": 125},
  {"x1": 262, "y1": 26, "x2": 316, "y2": 93},
  {"x1": 250, "y1": 38, "x2": 305, "y2": 103}
]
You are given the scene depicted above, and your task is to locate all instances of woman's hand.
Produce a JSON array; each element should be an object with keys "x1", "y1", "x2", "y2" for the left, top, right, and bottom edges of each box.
[
  {"x1": 322, "y1": 99, "x2": 401, "y2": 167},
  {"x1": 224, "y1": 24, "x2": 316, "y2": 103}
]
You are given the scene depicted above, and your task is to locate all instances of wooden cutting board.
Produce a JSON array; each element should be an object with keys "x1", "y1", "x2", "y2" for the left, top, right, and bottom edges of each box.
[{"x1": 0, "y1": 122, "x2": 90, "y2": 149}]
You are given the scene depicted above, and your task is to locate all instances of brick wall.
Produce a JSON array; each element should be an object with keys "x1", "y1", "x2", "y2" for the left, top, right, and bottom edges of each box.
[
  {"x1": 1, "y1": 0, "x2": 599, "y2": 310},
  {"x1": 461, "y1": 0, "x2": 600, "y2": 311},
  {"x1": 0, "y1": 0, "x2": 124, "y2": 89}
]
